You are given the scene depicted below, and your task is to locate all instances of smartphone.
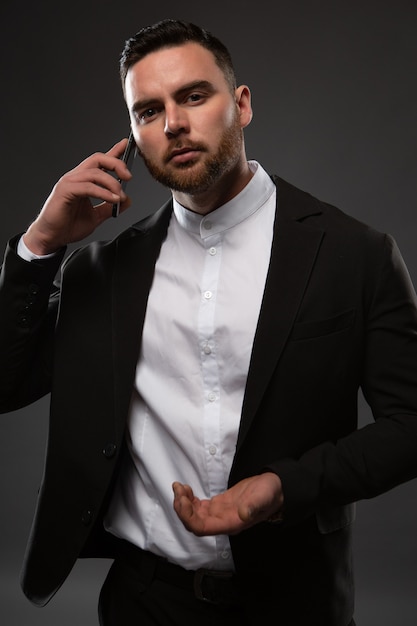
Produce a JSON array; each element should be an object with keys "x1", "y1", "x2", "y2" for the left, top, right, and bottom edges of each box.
[{"x1": 112, "y1": 131, "x2": 137, "y2": 218}]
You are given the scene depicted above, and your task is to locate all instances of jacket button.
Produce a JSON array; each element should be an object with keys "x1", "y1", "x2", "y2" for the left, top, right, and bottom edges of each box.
[
  {"x1": 81, "y1": 509, "x2": 93, "y2": 526},
  {"x1": 18, "y1": 314, "x2": 30, "y2": 327},
  {"x1": 103, "y1": 443, "x2": 117, "y2": 458}
]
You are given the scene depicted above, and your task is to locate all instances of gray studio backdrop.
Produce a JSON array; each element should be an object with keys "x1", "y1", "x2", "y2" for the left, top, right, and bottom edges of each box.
[{"x1": 0, "y1": 1, "x2": 416, "y2": 624}]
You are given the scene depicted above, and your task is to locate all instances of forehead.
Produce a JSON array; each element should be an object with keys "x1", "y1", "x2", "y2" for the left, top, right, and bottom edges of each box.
[{"x1": 124, "y1": 42, "x2": 229, "y2": 104}]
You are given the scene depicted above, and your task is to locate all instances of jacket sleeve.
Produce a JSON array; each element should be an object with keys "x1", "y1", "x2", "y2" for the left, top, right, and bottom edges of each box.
[
  {"x1": 267, "y1": 234, "x2": 417, "y2": 523},
  {"x1": 0, "y1": 235, "x2": 66, "y2": 413}
]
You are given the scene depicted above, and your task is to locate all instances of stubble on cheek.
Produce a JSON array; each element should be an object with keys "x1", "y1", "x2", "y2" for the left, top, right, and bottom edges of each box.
[{"x1": 137, "y1": 113, "x2": 243, "y2": 194}]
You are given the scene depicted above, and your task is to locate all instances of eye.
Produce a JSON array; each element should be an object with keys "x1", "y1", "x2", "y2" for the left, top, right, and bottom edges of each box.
[
  {"x1": 137, "y1": 107, "x2": 158, "y2": 124},
  {"x1": 187, "y1": 93, "x2": 205, "y2": 104}
]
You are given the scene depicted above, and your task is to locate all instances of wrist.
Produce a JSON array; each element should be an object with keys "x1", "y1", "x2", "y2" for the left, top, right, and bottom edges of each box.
[{"x1": 23, "y1": 224, "x2": 62, "y2": 256}]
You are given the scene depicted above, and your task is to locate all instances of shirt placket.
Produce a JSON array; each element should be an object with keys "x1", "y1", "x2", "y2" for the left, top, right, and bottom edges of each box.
[{"x1": 198, "y1": 220, "x2": 224, "y2": 496}]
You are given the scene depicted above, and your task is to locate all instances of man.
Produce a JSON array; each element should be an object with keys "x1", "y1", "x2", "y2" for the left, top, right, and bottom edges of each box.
[{"x1": 1, "y1": 18, "x2": 417, "y2": 626}]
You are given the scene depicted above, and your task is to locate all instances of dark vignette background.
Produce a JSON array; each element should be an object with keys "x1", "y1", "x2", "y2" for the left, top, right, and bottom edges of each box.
[{"x1": 0, "y1": 1, "x2": 416, "y2": 624}]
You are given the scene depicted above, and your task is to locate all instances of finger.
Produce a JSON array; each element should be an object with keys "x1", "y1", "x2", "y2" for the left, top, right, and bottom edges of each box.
[
  {"x1": 172, "y1": 494, "x2": 193, "y2": 524},
  {"x1": 62, "y1": 166, "x2": 129, "y2": 201},
  {"x1": 172, "y1": 482, "x2": 194, "y2": 498},
  {"x1": 172, "y1": 481, "x2": 183, "y2": 497},
  {"x1": 172, "y1": 483, "x2": 198, "y2": 515},
  {"x1": 78, "y1": 181, "x2": 125, "y2": 205},
  {"x1": 114, "y1": 194, "x2": 132, "y2": 215},
  {"x1": 106, "y1": 137, "x2": 131, "y2": 158},
  {"x1": 74, "y1": 142, "x2": 133, "y2": 179},
  {"x1": 172, "y1": 482, "x2": 187, "y2": 511},
  {"x1": 105, "y1": 137, "x2": 135, "y2": 178},
  {"x1": 237, "y1": 503, "x2": 254, "y2": 523}
]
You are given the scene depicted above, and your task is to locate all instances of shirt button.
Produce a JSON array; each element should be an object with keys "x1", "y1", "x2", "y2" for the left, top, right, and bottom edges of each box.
[
  {"x1": 203, "y1": 343, "x2": 212, "y2": 355},
  {"x1": 209, "y1": 247, "x2": 217, "y2": 256},
  {"x1": 221, "y1": 551, "x2": 230, "y2": 560},
  {"x1": 209, "y1": 445, "x2": 217, "y2": 455},
  {"x1": 204, "y1": 290, "x2": 212, "y2": 300},
  {"x1": 203, "y1": 220, "x2": 212, "y2": 230},
  {"x1": 208, "y1": 391, "x2": 216, "y2": 402}
]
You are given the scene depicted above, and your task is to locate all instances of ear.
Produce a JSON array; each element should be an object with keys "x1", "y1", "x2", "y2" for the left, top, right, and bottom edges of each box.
[{"x1": 235, "y1": 85, "x2": 253, "y2": 129}]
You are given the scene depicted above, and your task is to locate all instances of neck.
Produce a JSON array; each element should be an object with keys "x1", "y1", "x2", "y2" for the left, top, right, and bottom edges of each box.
[{"x1": 172, "y1": 159, "x2": 253, "y2": 216}]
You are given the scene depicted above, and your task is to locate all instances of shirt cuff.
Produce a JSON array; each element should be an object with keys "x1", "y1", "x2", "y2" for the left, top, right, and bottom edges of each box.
[{"x1": 17, "y1": 236, "x2": 59, "y2": 262}]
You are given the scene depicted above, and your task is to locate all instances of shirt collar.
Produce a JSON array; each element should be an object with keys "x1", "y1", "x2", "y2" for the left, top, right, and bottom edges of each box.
[{"x1": 172, "y1": 161, "x2": 276, "y2": 239}]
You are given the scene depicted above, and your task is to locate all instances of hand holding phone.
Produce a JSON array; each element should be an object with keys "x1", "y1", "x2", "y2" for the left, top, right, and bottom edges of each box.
[{"x1": 112, "y1": 131, "x2": 137, "y2": 218}]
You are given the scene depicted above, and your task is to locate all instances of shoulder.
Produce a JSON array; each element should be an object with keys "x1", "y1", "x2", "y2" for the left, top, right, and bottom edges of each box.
[
  {"x1": 272, "y1": 174, "x2": 388, "y2": 245},
  {"x1": 62, "y1": 199, "x2": 173, "y2": 275}
]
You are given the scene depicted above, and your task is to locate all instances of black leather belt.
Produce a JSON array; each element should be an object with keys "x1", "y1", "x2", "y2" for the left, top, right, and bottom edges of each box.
[{"x1": 115, "y1": 538, "x2": 240, "y2": 606}]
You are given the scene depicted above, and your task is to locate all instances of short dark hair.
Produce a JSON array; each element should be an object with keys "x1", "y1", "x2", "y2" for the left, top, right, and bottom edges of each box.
[{"x1": 119, "y1": 19, "x2": 237, "y2": 94}]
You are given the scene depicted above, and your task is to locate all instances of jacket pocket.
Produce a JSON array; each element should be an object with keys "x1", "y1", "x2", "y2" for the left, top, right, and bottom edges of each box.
[
  {"x1": 291, "y1": 308, "x2": 356, "y2": 341},
  {"x1": 316, "y1": 502, "x2": 356, "y2": 534}
]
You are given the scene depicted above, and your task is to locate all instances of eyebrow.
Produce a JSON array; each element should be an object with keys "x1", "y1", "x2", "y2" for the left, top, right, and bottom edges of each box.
[{"x1": 131, "y1": 80, "x2": 216, "y2": 114}]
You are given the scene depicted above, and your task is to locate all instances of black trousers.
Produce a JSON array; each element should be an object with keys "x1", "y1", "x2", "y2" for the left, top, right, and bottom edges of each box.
[
  {"x1": 98, "y1": 557, "x2": 249, "y2": 626},
  {"x1": 98, "y1": 541, "x2": 356, "y2": 626}
]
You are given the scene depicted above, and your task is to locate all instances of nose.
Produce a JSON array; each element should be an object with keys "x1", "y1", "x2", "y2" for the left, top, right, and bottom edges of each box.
[{"x1": 164, "y1": 104, "x2": 189, "y2": 137}]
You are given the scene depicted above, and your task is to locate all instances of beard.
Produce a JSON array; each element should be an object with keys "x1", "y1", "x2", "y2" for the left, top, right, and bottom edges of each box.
[{"x1": 138, "y1": 113, "x2": 243, "y2": 194}]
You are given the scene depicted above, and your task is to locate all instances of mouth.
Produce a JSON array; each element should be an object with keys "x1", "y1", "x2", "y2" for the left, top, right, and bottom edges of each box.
[{"x1": 168, "y1": 147, "x2": 202, "y2": 164}]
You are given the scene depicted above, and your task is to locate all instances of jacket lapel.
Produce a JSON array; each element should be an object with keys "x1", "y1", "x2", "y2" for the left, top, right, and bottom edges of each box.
[
  {"x1": 110, "y1": 201, "x2": 173, "y2": 430},
  {"x1": 236, "y1": 177, "x2": 325, "y2": 450}
]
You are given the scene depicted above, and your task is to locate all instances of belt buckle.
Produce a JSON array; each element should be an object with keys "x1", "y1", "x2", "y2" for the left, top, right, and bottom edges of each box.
[{"x1": 193, "y1": 568, "x2": 233, "y2": 604}]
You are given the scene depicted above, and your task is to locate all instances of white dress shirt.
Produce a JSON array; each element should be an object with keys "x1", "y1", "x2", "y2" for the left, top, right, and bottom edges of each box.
[{"x1": 105, "y1": 161, "x2": 276, "y2": 571}]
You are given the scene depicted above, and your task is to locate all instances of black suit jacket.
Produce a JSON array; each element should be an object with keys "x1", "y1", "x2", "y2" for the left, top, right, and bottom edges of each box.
[{"x1": 1, "y1": 176, "x2": 417, "y2": 624}]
